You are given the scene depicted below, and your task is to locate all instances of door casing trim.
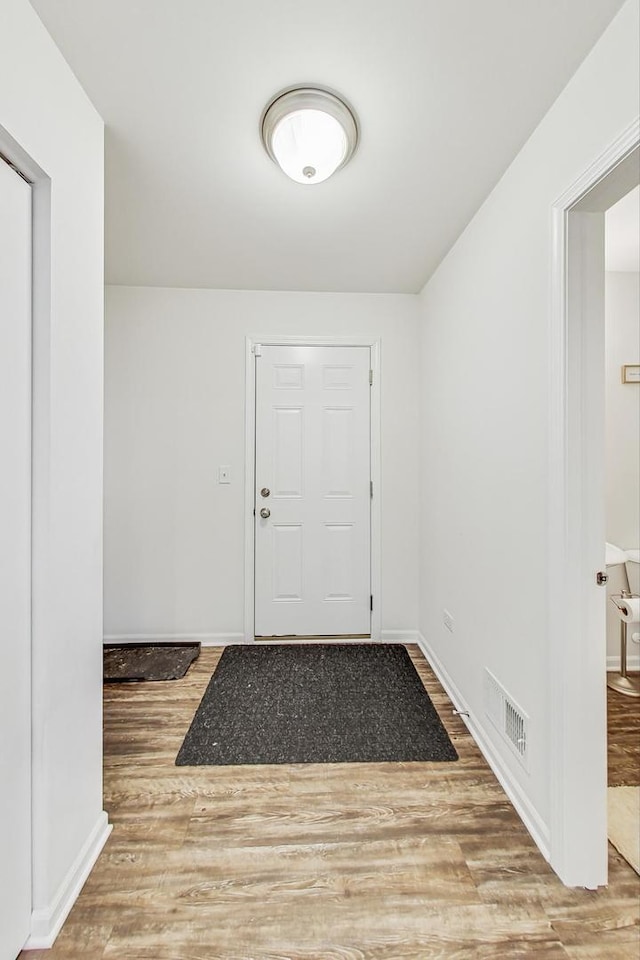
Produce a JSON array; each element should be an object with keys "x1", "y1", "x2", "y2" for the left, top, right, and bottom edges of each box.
[
  {"x1": 548, "y1": 117, "x2": 639, "y2": 887},
  {"x1": 244, "y1": 335, "x2": 381, "y2": 642}
]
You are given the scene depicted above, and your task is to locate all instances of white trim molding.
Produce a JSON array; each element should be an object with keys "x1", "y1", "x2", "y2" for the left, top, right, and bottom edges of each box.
[
  {"x1": 25, "y1": 812, "x2": 111, "y2": 950},
  {"x1": 103, "y1": 633, "x2": 247, "y2": 646},
  {"x1": 548, "y1": 117, "x2": 640, "y2": 888},
  {"x1": 380, "y1": 629, "x2": 420, "y2": 644},
  {"x1": 417, "y1": 633, "x2": 551, "y2": 861},
  {"x1": 105, "y1": 632, "x2": 425, "y2": 647},
  {"x1": 607, "y1": 654, "x2": 640, "y2": 673},
  {"x1": 244, "y1": 335, "x2": 382, "y2": 643}
]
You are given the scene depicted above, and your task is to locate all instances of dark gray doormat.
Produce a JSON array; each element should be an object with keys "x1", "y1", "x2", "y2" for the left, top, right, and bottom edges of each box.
[
  {"x1": 104, "y1": 642, "x2": 201, "y2": 682},
  {"x1": 176, "y1": 643, "x2": 458, "y2": 766}
]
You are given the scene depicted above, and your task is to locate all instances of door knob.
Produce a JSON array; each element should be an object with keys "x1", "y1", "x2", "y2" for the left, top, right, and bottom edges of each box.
[
  {"x1": 260, "y1": 487, "x2": 270, "y2": 498},
  {"x1": 260, "y1": 507, "x2": 270, "y2": 519}
]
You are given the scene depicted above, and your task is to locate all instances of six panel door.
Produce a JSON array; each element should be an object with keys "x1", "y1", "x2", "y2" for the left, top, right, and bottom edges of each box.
[{"x1": 254, "y1": 345, "x2": 371, "y2": 636}]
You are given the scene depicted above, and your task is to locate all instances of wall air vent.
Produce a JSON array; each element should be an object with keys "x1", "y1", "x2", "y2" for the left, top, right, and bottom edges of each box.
[{"x1": 484, "y1": 668, "x2": 529, "y2": 769}]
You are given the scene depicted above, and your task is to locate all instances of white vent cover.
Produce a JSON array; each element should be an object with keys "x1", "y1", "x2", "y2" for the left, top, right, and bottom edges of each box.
[{"x1": 484, "y1": 669, "x2": 529, "y2": 769}]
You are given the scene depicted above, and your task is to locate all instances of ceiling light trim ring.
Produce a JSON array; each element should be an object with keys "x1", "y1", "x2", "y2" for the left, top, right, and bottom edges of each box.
[{"x1": 261, "y1": 86, "x2": 359, "y2": 184}]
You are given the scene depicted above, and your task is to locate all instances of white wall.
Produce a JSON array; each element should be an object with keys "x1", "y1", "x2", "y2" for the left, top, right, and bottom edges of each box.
[
  {"x1": 417, "y1": 0, "x2": 639, "y2": 855},
  {"x1": 104, "y1": 286, "x2": 419, "y2": 639},
  {"x1": 0, "y1": 0, "x2": 105, "y2": 946},
  {"x1": 605, "y1": 271, "x2": 640, "y2": 550}
]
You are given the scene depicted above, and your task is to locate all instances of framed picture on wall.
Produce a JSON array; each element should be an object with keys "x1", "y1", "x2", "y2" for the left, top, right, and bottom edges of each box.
[{"x1": 621, "y1": 364, "x2": 640, "y2": 383}]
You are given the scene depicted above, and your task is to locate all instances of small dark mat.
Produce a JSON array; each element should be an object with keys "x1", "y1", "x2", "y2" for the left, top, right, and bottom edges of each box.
[
  {"x1": 176, "y1": 643, "x2": 458, "y2": 766},
  {"x1": 104, "y1": 643, "x2": 200, "y2": 682}
]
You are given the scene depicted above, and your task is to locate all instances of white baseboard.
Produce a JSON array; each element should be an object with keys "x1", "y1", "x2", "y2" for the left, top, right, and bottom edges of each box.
[
  {"x1": 25, "y1": 811, "x2": 112, "y2": 950},
  {"x1": 607, "y1": 654, "x2": 640, "y2": 672},
  {"x1": 381, "y1": 630, "x2": 420, "y2": 643},
  {"x1": 416, "y1": 632, "x2": 551, "y2": 863},
  {"x1": 103, "y1": 632, "x2": 248, "y2": 646},
  {"x1": 105, "y1": 632, "x2": 425, "y2": 646}
]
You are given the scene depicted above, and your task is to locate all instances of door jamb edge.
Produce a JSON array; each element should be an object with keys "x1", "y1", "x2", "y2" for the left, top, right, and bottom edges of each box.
[{"x1": 0, "y1": 122, "x2": 51, "y2": 945}]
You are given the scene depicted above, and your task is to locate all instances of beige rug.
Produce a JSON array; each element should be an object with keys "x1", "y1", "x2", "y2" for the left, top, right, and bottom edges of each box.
[{"x1": 608, "y1": 786, "x2": 640, "y2": 874}]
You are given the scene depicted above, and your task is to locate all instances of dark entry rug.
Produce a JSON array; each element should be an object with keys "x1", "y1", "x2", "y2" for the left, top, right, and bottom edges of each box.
[
  {"x1": 104, "y1": 642, "x2": 200, "y2": 682},
  {"x1": 176, "y1": 643, "x2": 458, "y2": 766}
]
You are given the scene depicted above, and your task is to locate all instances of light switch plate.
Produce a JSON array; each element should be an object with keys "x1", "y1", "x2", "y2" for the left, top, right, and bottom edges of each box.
[{"x1": 218, "y1": 465, "x2": 231, "y2": 484}]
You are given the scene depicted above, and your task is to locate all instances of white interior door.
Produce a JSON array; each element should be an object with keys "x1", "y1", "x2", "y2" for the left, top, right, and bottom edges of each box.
[
  {"x1": 254, "y1": 345, "x2": 371, "y2": 636},
  {"x1": 0, "y1": 156, "x2": 32, "y2": 958}
]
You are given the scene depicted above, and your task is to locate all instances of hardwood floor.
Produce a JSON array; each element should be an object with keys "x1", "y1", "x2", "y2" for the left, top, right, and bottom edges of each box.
[
  {"x1": 21, "y1": 646, "x2": 640, "y2": 959},
  {"x1": 608, "y1": 676, "x2": 640, "y2": 787}
]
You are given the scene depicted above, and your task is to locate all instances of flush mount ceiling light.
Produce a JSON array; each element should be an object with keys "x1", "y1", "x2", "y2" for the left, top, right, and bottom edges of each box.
[{"x1": 260, "y1": 86, "x2": 359, "y2": 185}]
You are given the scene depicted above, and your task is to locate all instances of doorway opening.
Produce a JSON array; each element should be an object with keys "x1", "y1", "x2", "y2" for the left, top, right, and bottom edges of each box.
[
  {"x1": 603, "y1": 183, "x2": 640, "y2": 874},
  {"x1": 244, "y1": 336, "x2": 381, "y2": 643},
  {"x1": 549, "y1": 124, "x2": 639, "y2": 888}
]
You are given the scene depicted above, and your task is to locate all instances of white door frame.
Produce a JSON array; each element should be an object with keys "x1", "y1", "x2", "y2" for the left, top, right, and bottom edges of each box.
[
  {"x1": 244, "y1": 335, "x2": 381, "y2": 642},
  {"x1": 0, "y1": 125, "x2": 50, "y2": 947},
  {"x1": 548, "y1": 117, "x2": 639, "y2": 887}
]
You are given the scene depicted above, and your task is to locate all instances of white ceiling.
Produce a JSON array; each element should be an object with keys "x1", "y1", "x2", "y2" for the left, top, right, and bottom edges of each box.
[
  {"x1": 606, "y1": 186, "x2": 640, "y2": 271},
  {"x1": 30, "y1": 0, "x2": 626, "y2": 293}
]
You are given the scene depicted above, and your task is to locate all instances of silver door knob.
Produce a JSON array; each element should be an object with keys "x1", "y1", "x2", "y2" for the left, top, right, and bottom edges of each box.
[
  {"x1": 260, "y1": 507, "x2": 270, "y2": 519},
  {"x1": 260, "y1": 487, "x2": 270, "y2": 498}
]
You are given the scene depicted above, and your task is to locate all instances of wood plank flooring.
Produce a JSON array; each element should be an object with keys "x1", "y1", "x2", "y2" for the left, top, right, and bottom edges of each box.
[
  {"x1": 21, "y1": 645, "x2": 640, "y2": 960},
  {"x1": 608, "y1": 676, "x2": 640, "y2": 787}
]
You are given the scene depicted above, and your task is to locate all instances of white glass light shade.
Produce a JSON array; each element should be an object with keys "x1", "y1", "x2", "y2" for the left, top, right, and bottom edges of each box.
[
  {"x1": 271, "y1": 109, "x2": 347, "y2": 184},
  {"x1": 261, "y1": 88, "x2": 358, "y2": 185}
]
